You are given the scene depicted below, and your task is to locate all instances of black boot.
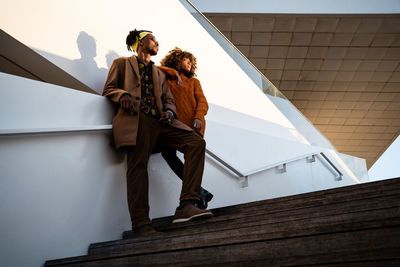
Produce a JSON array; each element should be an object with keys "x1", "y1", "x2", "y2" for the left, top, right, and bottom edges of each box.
[{"x1": 197, "y1": 187, "x2": 214, "y2": 209}]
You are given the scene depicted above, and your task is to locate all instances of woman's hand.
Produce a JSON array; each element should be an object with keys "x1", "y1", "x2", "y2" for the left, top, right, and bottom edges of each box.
[{"x1": 193, "y1": 118, "x2": 202, "y2": 131}]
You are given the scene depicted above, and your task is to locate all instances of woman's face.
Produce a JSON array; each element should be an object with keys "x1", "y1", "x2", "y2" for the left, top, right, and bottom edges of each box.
[{"x1": 181, "y1": 57, "x2": 192, "y2": 73}]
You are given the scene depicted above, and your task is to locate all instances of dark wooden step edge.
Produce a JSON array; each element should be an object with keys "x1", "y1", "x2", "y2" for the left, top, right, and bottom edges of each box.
[
  {"x1": 45, "y1": 224, "x2": 400, "y2": 266},
  {"x1": 97, "y1": 191, "x2": 400, "y2": 250},
  {"x1": 88, "y1": 205, "x2": 400, "y2": 255},
  {"x1": 152, "y1": 178, "x2": 400, "y2": 228},
  {"x1": 155, "y1": 187, "x2": 400, "y2": 230},
  {"x1": 118, "y1": 187, "x2": 400, "y2": 238}
]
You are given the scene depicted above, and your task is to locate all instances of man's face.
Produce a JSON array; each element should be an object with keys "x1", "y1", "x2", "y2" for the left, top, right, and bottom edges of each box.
[{"x1": 141, "y1": 34, "x2": 159, "y2": 55}]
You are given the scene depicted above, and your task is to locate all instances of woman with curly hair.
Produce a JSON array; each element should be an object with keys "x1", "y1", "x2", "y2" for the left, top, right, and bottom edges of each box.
[{"x1": 157, "y1": 47, "x2": 213, "y2": 209}]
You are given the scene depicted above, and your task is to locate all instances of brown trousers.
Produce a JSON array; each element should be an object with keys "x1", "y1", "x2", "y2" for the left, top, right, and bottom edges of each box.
[{"x1": 126, "y1": 112, "x2": 206, "y2": 229}]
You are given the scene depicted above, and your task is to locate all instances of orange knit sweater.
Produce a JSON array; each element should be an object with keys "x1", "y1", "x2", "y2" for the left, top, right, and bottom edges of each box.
[{"x1": 157, "y1": 65, "x2": 208, "y2": 136}]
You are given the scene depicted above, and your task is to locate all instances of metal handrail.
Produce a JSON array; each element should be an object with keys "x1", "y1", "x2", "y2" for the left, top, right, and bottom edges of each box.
[
  {"x1": 205, "y1": 148, "x2": 245, "y2": 177},
  {"x1": 208, "y1": 147, "x2": 343, "y2": 181},
  {"x1": 319, "y1": 152, "x2": 343, "y2": 180},
  {"x1": 0, "y1": 125, "x2": 343, "y2": 181},
  {"x1": 0, "y1": 125, "x2": 113, "y2": 136}
]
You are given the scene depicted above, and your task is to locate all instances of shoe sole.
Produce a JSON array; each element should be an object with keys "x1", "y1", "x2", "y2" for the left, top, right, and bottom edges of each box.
[{"x1": 172, "y1": 211, "x2": 213, "y2": 224}]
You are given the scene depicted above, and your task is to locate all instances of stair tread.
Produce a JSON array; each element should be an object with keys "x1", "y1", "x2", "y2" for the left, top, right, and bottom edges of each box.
[
  {"x1": 94, "y1": 190, "x2": 400, "y2": 245},
  {"x1": 46, "y1": 225, "x2": 400, "y2": 266},
  {"x1": 90, "y1": 203, "x2": 400, "y2": 254},
  {"x1": 45, "y1": 178, "x2": 400, "y2": 266},
  {"x1": 142, "y1": 179, "x2": 400, "y2": 232}
]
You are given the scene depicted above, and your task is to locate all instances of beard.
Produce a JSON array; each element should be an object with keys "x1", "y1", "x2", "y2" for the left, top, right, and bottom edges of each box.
[{"x1": 148, "y1": 45, "x2": 158, "y2": 56}]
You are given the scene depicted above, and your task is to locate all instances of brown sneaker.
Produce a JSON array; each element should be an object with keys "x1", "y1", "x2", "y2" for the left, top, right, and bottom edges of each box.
[
  {"x1": 173, "y1": 201, "x2": 213, "y2": 224},
  {"x1": 124, "y1": 224, "x2": 163, "y2": 239}
]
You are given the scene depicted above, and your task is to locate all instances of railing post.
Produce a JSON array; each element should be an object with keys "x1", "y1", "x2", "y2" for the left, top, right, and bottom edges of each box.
[
  {"x1": 239, "y1": 176, "x2": 248, "y2": 188},
  {"x1": 276, "y1": 163, "x2": 287, "y2": 174},
  {"x1": 306, "y1": 155, "x2": 316, "y2": 163}
]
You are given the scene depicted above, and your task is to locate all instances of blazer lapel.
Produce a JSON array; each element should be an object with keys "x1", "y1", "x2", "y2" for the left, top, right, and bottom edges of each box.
[{"x1": 128, "y1": 55, "x2": 140, "y2": 81}]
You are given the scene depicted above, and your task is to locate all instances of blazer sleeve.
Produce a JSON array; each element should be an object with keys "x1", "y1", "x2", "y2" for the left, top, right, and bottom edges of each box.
[
  {"x1": 193, "y1": 78, "x2": 209, "y2": 119},
  {"x1": 156, "y1": 65, "x2": 178, "y2": 79},
  {"x1": 102, "y1": 59, "x2": 128, "y2": 103},
  {"x1": 159, "y1": 70, "x2": 177, "y2": 116}
]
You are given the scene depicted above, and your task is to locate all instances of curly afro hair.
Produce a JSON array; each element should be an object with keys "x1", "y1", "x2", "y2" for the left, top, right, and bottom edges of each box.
[{"x1": 160, "y1": 47, "x2": 197, "y2": 78}]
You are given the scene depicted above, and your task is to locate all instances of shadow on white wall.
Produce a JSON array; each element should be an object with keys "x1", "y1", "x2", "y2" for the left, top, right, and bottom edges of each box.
[{"x1": 35, "y1": 31, "x2": 121, "y2": 94}]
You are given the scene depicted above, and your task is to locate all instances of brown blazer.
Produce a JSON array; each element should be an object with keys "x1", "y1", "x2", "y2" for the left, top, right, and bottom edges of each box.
[{"x1": 103, "y1": 55, "x2": 192, "y2": 148}]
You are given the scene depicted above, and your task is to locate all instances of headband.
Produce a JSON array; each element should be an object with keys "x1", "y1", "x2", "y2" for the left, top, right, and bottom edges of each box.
[{"x1": 131, "y1": 31, "x2": 152, "y2": 52}]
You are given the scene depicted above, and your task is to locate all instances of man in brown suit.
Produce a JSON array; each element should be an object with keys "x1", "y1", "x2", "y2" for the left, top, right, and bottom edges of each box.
[{"x1": 103, "y1": 29, "x2": 212, "y2": 237}]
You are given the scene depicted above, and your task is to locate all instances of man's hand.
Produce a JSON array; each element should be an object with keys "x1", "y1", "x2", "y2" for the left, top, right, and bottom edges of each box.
[
  {"x1": 174, "y1": 72, "x2": 182, "y2": 86},
  {"x1": 160, "y1": 110, "x2": 175, "y2": 124},
  {"x1": 193, "y1": 118, "x2": 202, "y2": 131},
  {"x1": 119, "y1": 94, "x2": 136, "y2": 114}
]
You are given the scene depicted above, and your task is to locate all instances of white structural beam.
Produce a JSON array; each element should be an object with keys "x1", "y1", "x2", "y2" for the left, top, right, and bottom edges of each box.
[{"x1": 190, "y1": 0, "x2": 400, "y2": 14}]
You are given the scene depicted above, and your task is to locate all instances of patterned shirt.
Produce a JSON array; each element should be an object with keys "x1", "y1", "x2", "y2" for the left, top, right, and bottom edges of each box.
[{"x1": 138, "y1": 60, "x2": 160, "y2": 118}]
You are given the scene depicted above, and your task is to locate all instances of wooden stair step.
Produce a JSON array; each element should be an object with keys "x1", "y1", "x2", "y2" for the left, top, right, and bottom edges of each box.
[
  {"x1": 133, "y1": 179, "x2": 400, "y2": 234},
  {"x1": 45, "y1": 225, "x2": 400, "y2": 266},
  {"x1": 152, "y1": 178, "x2": 400, "y2": 228},
  {"x1": 90, "y1": 189, "x2": 400, "y2": 251},
  {"x1": 208, "y1": 177, "x2": 400, "y2": 216},
  {"x1": 154, "y1": 188, "x2": 399, "y2": 232},
  {"x1": 88, "y1": 203, "x2": 399, "y2": 255},
  {"x1": 44, "y1": 178, "x2": 400, "y2": 266}
]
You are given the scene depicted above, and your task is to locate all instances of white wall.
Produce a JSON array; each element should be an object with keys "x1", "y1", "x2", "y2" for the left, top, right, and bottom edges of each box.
[{"x1": 0, "y1": 73, "x2": 129, "y2": 267}]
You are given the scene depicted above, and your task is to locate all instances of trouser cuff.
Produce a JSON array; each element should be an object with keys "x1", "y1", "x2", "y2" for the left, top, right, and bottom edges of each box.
[{"x1": 132, "y1": 218, "x2": 151, "y2": 230}]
